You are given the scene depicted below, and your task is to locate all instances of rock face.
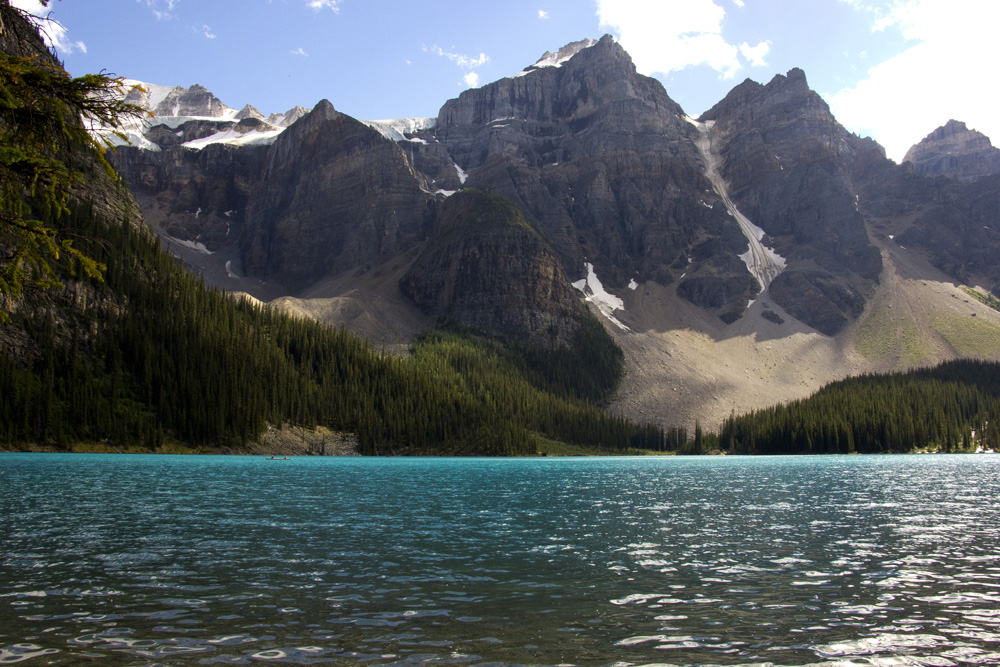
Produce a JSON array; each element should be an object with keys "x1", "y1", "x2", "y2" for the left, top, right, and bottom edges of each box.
[
  {"x1": 112, "y1": 142, "x2": 267, "y2": 250},
  {"x1": 853, "y1": 146, "x2": 1000, "y2": 295},
  {"x1": 268, "y1": 106, "x2": 311, "y2": 128},
  {"x1": 699, "y1": 69, "x2": 881, "y2": 334},
  {"x1": 239, "y1": 101, "x2": 436, "y2": 291},
  {"x1": 903, "y1": 120, "x2": 1000, "y2": 182},
  {"x1": 146, "y1": 84, "x2": 230, "y2": 118},
  {"x1": 401, "y1": 190, "x2": 590, "y2": 346},
  {"x1": 421, "y1": 34, "x2": 754, "y2": 323}
]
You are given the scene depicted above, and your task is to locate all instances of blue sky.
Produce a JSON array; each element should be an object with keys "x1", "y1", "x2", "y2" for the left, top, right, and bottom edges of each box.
[{"x1": 15, "y1": 0, "x2": 1000, "y2": 162}]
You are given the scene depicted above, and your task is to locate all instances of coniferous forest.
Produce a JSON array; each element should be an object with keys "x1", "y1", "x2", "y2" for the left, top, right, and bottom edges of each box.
[
  {"x1": 718, "y1": 360, "x2": 1000, "y2": 454},
  {"x1": 5, "y1": 195, "x2": 1000, "y2": 455},
  {"x1": 0, "y1": 200, "x2": 674, "y2": 455}
]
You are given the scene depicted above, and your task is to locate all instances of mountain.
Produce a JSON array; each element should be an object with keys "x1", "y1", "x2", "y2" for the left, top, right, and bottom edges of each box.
[
  {"x1": 108, "y1": 35, "x2": 1000, "y2": 432},
  {"x1": 903, "y1": 120, "x2": 1000, "y2": 182},
  {"x1": 1, "y1": 6, "x2": 670, "y2": 455},
  {"x1": 239, "y1": 99, "x2": 436, "y2": 292},
  {"x1": 699, "y1": 68, "x2": 881, "y2": 335}
]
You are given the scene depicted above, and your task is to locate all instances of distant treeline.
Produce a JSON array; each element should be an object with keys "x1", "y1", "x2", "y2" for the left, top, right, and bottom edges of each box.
[
  {"x1": 0, "y1": 203, "x2": 672, "y2": 455},
  {"x1": 718, "y1": 360, "x2": 1000, "y2": 454}
]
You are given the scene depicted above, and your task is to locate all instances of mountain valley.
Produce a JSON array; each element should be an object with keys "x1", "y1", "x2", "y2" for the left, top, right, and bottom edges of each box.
[{"x1": 107, "y1": 35, "x2": 1000, "y2": 433}]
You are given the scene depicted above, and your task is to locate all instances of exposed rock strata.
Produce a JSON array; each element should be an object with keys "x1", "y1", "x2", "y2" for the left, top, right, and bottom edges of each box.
[
  {"x1": 903, "y1": 120, "x2": 1000, "y2": 182},
  {"x1": 239, "y1": 100, "x2": 436, "y2": 291},
  {"x1": 400, "y1": 190, "x2": 590, "y2": 346},
  {"x1": 112, "y1": 143, "x2": 267, "y2": 251},
  {"x1": 700, "y1": 68, "x2": 881, "y2": 334}
]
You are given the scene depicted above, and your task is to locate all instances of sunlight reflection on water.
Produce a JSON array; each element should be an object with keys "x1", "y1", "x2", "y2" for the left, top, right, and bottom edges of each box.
[{"x1": 2, "y1": 453, "x2": 1000, "y2": 666}]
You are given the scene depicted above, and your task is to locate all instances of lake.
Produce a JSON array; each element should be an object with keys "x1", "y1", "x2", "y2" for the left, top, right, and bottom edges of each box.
[{"x1": 1, "y1": 454, "x2": 999, "y2": 666}]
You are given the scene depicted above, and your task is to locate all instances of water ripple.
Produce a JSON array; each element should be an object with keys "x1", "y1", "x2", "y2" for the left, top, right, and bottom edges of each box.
[{"x1": 2, "y1": 454, "x2": 1000, "y2": 665}]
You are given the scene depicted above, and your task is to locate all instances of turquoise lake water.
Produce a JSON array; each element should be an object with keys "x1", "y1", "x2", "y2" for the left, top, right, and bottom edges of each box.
[{"x1": 1, "y1": 453, "x2": 999, "y2": 666}]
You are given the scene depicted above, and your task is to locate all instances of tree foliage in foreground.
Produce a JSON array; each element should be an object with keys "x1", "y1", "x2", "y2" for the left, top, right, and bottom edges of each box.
[
  {"x1": 719, "y1": 360, "x2": 1000, "y2": 454},
  {"x1": 0, "y1": 3, "x2": 148, "y2": 320}
]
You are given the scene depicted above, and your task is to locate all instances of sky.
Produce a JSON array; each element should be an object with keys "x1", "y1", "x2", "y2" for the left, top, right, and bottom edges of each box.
[{"x1": 13, "y1": 0, "x2": 1000, "y2": 162}]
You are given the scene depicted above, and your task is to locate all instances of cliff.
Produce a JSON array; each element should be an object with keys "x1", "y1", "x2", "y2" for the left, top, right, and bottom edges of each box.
[
  {"x1": 903, "y1": 120, "x2": 1000, "y2": 182},
  {"x1": 401, "y1": 189, "x2": 591, "y2": 347}
]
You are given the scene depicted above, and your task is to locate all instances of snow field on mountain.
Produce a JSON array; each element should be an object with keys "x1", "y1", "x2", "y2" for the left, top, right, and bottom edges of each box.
[{"x1": 573, "y1": 262, "x2": 629, "y2": 331}]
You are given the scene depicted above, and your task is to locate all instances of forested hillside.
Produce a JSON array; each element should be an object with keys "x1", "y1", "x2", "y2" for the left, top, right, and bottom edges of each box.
[
  {"x1": 0, "y1": 199, "x2": 677, "y2": 454},
  {"x1": 718, "y1": 360, "x2": 1000, "y2": 454},
  {"x1": 0, "y1": 5, "x2": 668, "y2": 455}
]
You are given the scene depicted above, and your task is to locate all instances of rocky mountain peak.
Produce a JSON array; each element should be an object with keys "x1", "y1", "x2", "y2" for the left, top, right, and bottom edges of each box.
[
  {"x1": 783, "y1": 67, "x2": 808, "y2": 86},
  {"x1": 239, "y1": 96, "x2": 433, "y2": 291},
  {"x1": 701, "y1": 67, "x2": 826, "y2": 130},
  {"x1": 268, "y1": 105, "x2": 312, "y2": 128},
  {"x1": 519, "y1": 37, "x2": 599, "y2": 75},
  {"x1": 928, "y1": 119, "x2": 974, "y2": 140},
  {"x1": 268, "y1": 99, "x2": 338, "y2": 152},
  {"x1": 235, "y1": 104, "x2": 265, "y2": 121},
  {"x1": 903, "y1": 119, "x2": 1000, "y2": 181},
  {"x1": 308, "y1": 99, "x2": 338, "y2": 121},
  {"x1": 154, "y1": 84, "x2": 230, "y2": 118},
  {"x1": 431, "y1": 33, "x2": 687, "y2": 182},
  {"x1": 695, "y1": 66, "x2": 881, "y2": 334}
]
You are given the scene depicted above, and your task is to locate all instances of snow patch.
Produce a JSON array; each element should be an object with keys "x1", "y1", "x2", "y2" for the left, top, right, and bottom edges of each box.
[
  {"x1": 455, "y1": 163, "x2": 469, "y2": 184},
  {"x1": 572, "y1": 262, "x2": 629, "y2": 331},
  {"x1": 101, "y1": 79, "x2": 309, "y2": 152},
  {"x1": 686, "y1": 115, "x2": 786, "y2": 291},
  {"x1": 166, "y1": 235, "x2": 212, "y2": 255},
  {"x1": 515, "y1": 38, "x2": 598, "y2": 77},
  {"x1": 628, "y1": 279, "x2": 638, "y2": 290},
  {"x1": 225, "y1": 260, "x2": 240, "y2": 279},
  {"x1": 125, "y1": 80, "x2": 176, "y2": 112},
  {"x1": 362, "y1": 117, "x2": 437, "y2": 143},
  {"x1": 182, "y1": 127, "x2": 283, "y2": 149}
]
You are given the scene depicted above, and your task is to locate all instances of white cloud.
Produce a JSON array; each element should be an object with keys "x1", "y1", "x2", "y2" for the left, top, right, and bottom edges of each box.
[
  {"x1": 596, "y1": 0, "x2": 743, "y2": 79},
  {"x1": 291, "y1": 47, "x2": 309, "y2": 57},
  {"x1": 538, "y1": 9, "x2": 549, "y2": 19},
  {"x1": 426, "y1": 45, "x2": 490, "y2": 69},
  {"x1": 136, "y1": 0, "x2": 178, "y2": 20},
  {"x1": 733, "y1": 0, "x2": 745, "y2": 6},
  {"x1": 9, "y1": 0, "x2": 87, "y2": 54},
  {"x1": 739, "y1": 40, "x2": 769, "y2": 67},
  {"x1": 826, "y1": 0, "x2": 1000, "y2": 162},
  {"x1": 306, "y1": 0, "x2": 341, "y2": 11},
  {"x1": 200, "y1": 24, "x2": 216, "y2": 39},
  {"x1": 424, "y1": 45, "x2": 488, "y2": 89}
]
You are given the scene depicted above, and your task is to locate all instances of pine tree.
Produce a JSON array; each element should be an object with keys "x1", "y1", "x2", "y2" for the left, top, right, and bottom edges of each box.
[{"x1": 0, "y1": 2, "x2": 147, "y2": 319}]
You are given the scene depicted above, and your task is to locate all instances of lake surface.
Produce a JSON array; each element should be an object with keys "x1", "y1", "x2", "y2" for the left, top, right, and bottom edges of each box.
[{"x1": 1, "y1": 454, "x2": 999, "y2": 666}]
